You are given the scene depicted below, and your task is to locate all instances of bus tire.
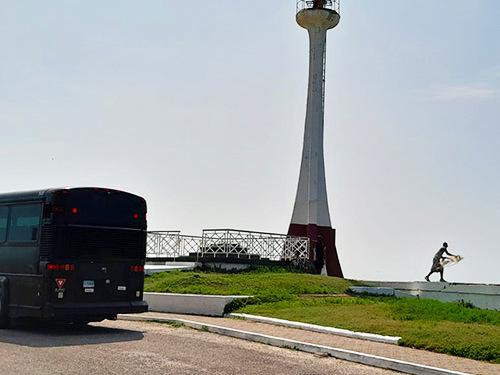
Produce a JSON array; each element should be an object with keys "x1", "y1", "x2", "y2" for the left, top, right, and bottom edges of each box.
[{"x1": 0, "y1": 277, "x2": 10, "y2": 329}]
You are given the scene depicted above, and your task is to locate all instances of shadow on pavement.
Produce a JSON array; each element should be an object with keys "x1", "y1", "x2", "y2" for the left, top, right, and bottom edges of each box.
[{"x1": 0, "y1": 321, "x2": 144, "y2": 347}]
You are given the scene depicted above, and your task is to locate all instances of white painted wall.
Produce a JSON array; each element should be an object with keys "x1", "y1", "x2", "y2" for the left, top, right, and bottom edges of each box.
[
  {"x1": 144, "y1": 292, "x2": 251, "y2": 316},
  {"x1": 357, "y1": 282, "x2": 500, "y2": 310}
]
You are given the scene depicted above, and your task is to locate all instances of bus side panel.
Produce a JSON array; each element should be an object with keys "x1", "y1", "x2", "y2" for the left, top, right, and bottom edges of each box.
[
  {"x1": 0, "y1": 246, "x2": 43, "y2": 317},
  {"x1": 0, "y1": 246, "x2": 40, "y2": 275},
  {"x1": 8, "y1": 274, "x2": 44, "y2": 318}
]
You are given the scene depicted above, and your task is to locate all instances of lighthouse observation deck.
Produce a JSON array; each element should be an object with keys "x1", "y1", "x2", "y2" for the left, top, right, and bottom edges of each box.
[
  {"x1": 296, "y1": 0, "x2": 340, "y2": 13},
  {"x1": 296, "y1": 0, "x2": 340, "y2": 30}
]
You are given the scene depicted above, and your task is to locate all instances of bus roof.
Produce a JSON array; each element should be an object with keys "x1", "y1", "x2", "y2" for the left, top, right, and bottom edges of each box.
[{"x1": 0, "y1": 187, "x2": 145, "y2": 204}]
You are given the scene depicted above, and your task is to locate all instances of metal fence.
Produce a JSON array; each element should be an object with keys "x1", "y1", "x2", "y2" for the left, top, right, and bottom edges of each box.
[
  {"x1": 146, "y1": 231, "x2": 202, "y2": 259},
  {"x1": 296, "y1": 0, "x2": 340, "y2": 13},
  {"x1": 146, "y1": 229, "x2": 309, "y2": 262}
]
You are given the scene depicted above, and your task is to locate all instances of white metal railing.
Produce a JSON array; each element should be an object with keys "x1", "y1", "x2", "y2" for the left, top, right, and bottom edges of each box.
[
  {"x1": 147, "y1": 231, "x2": 202, "y2": 259},
  {"x1": 146, "y1": 229, "x2": 310, "y2": 262},
  {"x1": 296, "y1": 0, "x2": 340, "y2": 13}
]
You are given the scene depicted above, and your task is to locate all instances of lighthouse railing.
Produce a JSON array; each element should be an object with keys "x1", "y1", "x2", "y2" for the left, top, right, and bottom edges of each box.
[
  {"x1": 147, "y1": 229, "x2": 310, "y2": 262},
  {"x1": 200, "y1": 229, "x2": 310, "y2": 261},
  {"x1": 296, "y1": 0, "x2": 340, "y2": 13},
  {"x1": 147, "y1": 231, "x2": 202, "y2": 259}
]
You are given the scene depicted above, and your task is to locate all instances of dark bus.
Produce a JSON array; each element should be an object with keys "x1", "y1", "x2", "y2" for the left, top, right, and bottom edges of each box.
[{"x1": 0, "y1": 187, "x2": 148, "y2": 327}]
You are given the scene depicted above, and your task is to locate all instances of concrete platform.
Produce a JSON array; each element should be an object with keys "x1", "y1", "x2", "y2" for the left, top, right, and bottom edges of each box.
[{"x1": 359, "y1": 281, "x2": 500, "y2": 310}]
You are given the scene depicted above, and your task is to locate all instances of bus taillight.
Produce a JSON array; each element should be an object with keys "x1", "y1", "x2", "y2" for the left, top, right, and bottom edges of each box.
[
  {"x1": 130, "y1": 265, "x2": 144, "y2": 273},
  {"x1": 47, "y1": 264, "x2": 75, "y2": 271}
]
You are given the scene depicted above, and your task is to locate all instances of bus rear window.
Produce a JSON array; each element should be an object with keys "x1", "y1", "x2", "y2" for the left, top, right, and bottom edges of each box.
[{"x1": 8, "y1": 204, "x2": 41, "y2": 242}]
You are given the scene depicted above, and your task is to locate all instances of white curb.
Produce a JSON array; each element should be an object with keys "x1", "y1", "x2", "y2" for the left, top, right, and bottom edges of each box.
[
  {"x1": 118, "y1": 314, "x2": 473, "y2": 375},
  {"x1": 229, "y1": 313, "x2": 401, "y2": 344}
]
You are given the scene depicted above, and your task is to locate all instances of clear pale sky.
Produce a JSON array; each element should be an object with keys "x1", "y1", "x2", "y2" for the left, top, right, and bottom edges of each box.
[{"x1": 1, "y1": 1, "x2": 499, "y2": 284}]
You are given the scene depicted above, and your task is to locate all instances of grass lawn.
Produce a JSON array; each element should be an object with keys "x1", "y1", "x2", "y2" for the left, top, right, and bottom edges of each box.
[
  {"x1": 144, "y1": 268, "x2": 359, "y2": 297},
  {"x1": 144, "y1": 269, "x2": 500, "y2": 363},
  {"x1": 239, "y1": 297, "x2": 500, "y2": 363}
]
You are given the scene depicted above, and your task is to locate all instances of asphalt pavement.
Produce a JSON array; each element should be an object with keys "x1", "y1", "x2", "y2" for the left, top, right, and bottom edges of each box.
[{"x1": 0, "y1": 319, "x2": 407, "y2": 375}]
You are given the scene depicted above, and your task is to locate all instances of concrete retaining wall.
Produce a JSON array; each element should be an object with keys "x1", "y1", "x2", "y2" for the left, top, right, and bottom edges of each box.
[
  {"x1": 350, "y1": 286, "x2": 418, "y2": 299},
  {"x1": 144, "y1": 262, "x2": 198, "y2": 275},
  {"x1": 357, "y1": 282, "x2": 500, "y2": 310},
  {"x1": 144, "y1": 292, "x2": 251, "y2": 316}
]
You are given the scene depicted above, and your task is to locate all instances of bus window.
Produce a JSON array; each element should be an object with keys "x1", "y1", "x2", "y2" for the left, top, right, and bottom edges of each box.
[
  {"x1": 8, "y1": 204, "x2": 41, "y2": 242},
  {"x1": 0, "y1": 206, "x2": 7, "y2": 242}
]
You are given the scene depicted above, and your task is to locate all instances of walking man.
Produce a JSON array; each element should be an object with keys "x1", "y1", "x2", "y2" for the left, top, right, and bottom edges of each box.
[{"x1": 425, "y1": 242, "x2": 456, "y2": 282}]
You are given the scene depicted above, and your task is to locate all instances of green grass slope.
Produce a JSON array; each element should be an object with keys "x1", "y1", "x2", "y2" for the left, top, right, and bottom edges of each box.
[{"x1": 144, "y1": 269, "x2": 500, "y2": 363}]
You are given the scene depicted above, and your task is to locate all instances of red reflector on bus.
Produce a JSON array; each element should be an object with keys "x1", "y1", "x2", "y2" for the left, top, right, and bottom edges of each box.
[
  {"x1": 47, "y1": 264, "x2": 75, "y2": 271},
  {"x1": 72, "y1": 208, "x2": 78, "y2": 214},
  {"x1": 133, "y1": 214, "x2": 139, "y2": 219}
]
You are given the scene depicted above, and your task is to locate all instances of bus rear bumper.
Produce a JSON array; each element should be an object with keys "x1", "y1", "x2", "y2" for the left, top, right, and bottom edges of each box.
[{"x1": 45, "y1": 300, "x2": 148, "y2": 319}]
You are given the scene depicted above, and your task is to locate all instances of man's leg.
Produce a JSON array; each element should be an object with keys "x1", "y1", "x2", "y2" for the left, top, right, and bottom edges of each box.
[
  {"x1": 425, "y1": 271, "x2": 432, "y2": 281},
  {"x1": 425, "y1": 266, "x2": 437, "y2": 281},
  {"x1": 439, "y1": 268, "x2": 446, "y2": 282}
]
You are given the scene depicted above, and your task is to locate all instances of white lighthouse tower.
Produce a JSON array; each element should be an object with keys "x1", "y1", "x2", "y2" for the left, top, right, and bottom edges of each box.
[{"x1": 288, "y1": 0, "x2": 343, "y2": 277}]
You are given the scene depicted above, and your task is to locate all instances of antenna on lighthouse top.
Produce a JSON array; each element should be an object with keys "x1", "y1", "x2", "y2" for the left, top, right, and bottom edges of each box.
[{"x1": 296, "y1": 0, "x2": 340, "y2": 14}]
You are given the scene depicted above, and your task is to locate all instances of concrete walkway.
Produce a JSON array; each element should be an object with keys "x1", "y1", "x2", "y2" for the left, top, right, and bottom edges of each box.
[{"x1": 119, "y1": 312, "x2": 500, "y2": 375}]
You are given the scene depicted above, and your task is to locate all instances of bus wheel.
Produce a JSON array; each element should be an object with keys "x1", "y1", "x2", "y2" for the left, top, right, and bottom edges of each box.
[{"x1": 0, "y1": 278, "x2": 10, "y2": 329}]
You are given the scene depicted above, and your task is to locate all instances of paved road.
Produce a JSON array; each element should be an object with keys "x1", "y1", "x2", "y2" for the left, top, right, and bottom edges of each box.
[{"x1": 0, "y1": 319, "x2": 406, "y2": 375}]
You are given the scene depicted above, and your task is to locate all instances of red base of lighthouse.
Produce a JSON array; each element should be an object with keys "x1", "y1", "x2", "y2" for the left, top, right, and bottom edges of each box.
[{"x1": 288, "y1": 223, "x2": 343, "y2": 278}]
